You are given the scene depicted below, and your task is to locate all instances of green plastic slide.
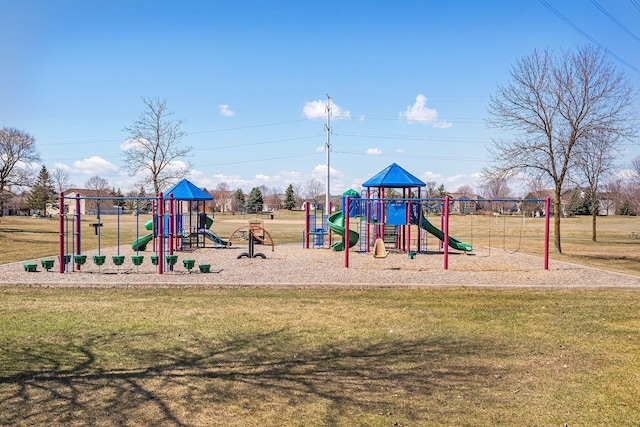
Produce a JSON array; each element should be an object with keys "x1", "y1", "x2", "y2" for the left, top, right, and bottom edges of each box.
[
  {"x1": 132, "y1": 233, "x2": 153, "y2": 251},
  {"x1": 327, "y1": 211, "x2": 359, "y2": 252},
  {"x1": 418, "y1": 214, "x2": 472, "y2": 252}
]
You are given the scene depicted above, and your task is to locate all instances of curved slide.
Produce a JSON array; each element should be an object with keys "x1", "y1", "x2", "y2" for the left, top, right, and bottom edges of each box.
[
  {"x1": 202, "y1": 230, "x2": 228, "y2": 246},
  {"x1": 132, "y1": 219, "x2": 155, "y2": 251},
  {"x1": 327, "y1": 211, "x2": 359, "y2": 252},
  {"x1": 132, "y1": 233, "x2": 153, "y2": 251},
  {"x1": 131, "y1": 216, "x2": 229, "y2": 250},
  {"x1": 416, "y1": 214, "x2": 472, "y2": 252}
]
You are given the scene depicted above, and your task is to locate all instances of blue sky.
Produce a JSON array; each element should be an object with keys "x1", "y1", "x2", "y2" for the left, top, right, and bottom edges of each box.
[{"x1": 2, "y1": 0, "x2": 640, "y2": 196}]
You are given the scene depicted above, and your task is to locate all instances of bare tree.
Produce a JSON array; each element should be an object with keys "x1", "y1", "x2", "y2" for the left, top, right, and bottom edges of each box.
[
  {"x1": 487, "y1": 46, "x2": 637, "y2": 253},
  {"x1": 572, "y1": 130, "x2": 621, "y2": 241},
  {"x1": 0, "y1": 127, "x2": 40, "y2": 216},
  {"x1": 122, "y1": 97, "x2": 192, "y2": 195},
  {"x1": 478, "y1": 170, "x2": 512, "y2": 199},
  {"x1": 426, "y1": 181, "x2": 438, "y2": 198},
  {"x1": 51, "y1": 167, "x2": 72, "y2": 193},
  {"x1": 265, "y1": 186, "x2": 282, "y2": 210},
  {"x1": 455, "y1": 185, "x2": 474, "y2": 197},
  {"x1": 212, "y1": 182, "x2": 232, "y2": 213},
  {"x1": 85, "y1": 175, "x2": 111, "y2": 196},
  {"x1": 602, "y1": 177, "x2": 623, "y2": 216},
  {"x1": 292, "y1": 182, "x2": 304, "y2": 207},
  {"x1": 631, "y1": 156, "x2": 640, "y2": 186},
  {"x1": 304, "y1": 179, "x2": 324, "y2": 205}
]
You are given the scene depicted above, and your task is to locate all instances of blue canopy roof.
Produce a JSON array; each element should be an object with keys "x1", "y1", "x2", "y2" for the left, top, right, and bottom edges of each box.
[
  {"x1": 164, "y1": 179, "x2": 213, "y2": 200},
  {"x1": 362, "y1": 163, "x2": 426, "y2": 188}
]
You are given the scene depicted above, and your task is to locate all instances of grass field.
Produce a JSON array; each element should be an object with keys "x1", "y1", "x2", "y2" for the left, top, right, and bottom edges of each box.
[
  {"x1": 1, "y1": 212, "x2": 640, "y2": 425},
  {"x1": 1, "y1": 288, "x2": 639, "y2": 426}
]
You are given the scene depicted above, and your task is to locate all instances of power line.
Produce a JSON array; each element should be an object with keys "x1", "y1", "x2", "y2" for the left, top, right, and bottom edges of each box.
[
  {"x1": 191, "y1": 134, "x2": 323, "y2": 152},
  {"x1": 334, "y1": 132, "x2": 490, "y2": 144},
  {"x1": 189, "y1": 118, "x2": 309, "y2": 134},
  {"x1": 588, "y1": 0, "x2": 640, "y2": 43},
  {"x1": 538, "y1": 0, "x2": 640, "y2": 74},
  {"x1": 194, "y1": 151, "x2": 321, "y2": 168},
  {"x1": 333, "y1": 149, "x2": 485, "y2": 162}
]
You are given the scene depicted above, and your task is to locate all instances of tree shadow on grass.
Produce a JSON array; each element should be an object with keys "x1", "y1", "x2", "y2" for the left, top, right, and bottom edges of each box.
[{"x1": 0, "y1": 331, "x2": 510, "y2": 426}]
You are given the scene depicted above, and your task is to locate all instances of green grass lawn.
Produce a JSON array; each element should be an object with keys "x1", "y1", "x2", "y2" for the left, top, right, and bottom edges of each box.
[{"x1": 1, "y1": 288, "x2": 639, "y2": 426}]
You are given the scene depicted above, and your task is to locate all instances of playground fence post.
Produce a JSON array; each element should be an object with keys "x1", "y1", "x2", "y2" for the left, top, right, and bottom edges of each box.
[
  {"x1": 58, "y1": 192, "x2": 64, "y2": 273},
  {"x1": 305, "y1": 201, "x2": 310, "y2": 249},
  {"x1": 344, "y1": 196, "x2": 350, "y2": 268},
  {"x1": 75, "y1": 193, "x2": 81, "y2": 270},
  {"x1": 544, "y1": 196, "x2": 550, "y2": 270},
  {"x1": 158, "y1": 192, "x2": 164, "y2": 274},
  {"x1": 443, "y1": 196, "x2": 450, "y2": 270}
]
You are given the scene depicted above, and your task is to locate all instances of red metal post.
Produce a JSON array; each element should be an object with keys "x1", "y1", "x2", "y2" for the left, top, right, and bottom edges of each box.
[
  {"x1": 58, "y1": 192, "x2": 64, "y2": 273},
  {"x1": 304, "y1": 200, "x2": 310, "y2": 249},
  {"x1": 443, "y1": 196, "x2": 450, "y2": 270},
  {"x1": 169, "y1": 193, "x2": 174, "y2": 257},
  {"x1": 158, "y1": 192, "x2": 164, "y2": 274},
  {"x1": 366, "y1": 189, "x2": 371, "y2": 253},
  {"x1": 75, "y1": 193, "x2": 81, "y2": 270},
  {"x1": 406, "y1": 192, "x2": 411, "y2": 254},
  {"x1": 344, "y1": 196, "x2": 350, "y2": 268},
  {"x1": 544, "y1": 196, "x2": 550, "y2": 270}
]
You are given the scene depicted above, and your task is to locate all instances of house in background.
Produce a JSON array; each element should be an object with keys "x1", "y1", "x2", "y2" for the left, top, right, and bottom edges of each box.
[
  {"x1": 448, "y1": 192, "x2": 480, "y2": 215},
  {"x1": 62, "y1": 189, "x2": 110, "y2": 215}
]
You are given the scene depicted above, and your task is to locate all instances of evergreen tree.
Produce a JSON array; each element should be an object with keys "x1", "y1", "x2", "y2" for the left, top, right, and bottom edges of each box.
[
  {"x1": 246, "y1": 187, "x2": 264, "y2": 213},
  {"x1": 232, "y1": 188, "x2": 245, "y2": 213},
  {"x1": 27, "y1": 166, "x2": 56, "y2": 215},
  {"x1": 566, "y1": 189, "x2": 592, "y2": 216},
  {"x1": 113, "y1": 187, "x2": 125, "y2": 207},
  {"x1": 618, "y1": 200, "x2": 636, "y2": 216},
  {"x1": 283, "y1": 184, "x2": 296, "y2": 210}
]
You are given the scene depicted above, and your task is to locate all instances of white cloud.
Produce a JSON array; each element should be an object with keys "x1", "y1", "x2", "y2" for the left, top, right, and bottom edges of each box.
[
  {"x1": 254, "y1": 174, "x2": 281, "y2": 184},
  {"x1": 120, "y1": 138, "x2": 148, "y2": 151},
  {"x1": 312, "y1": 164, "x2": 345, "y2": 180},
  {"x1": 366, "y1": 148, "x2": 382, "y2": 156},
  {"x1": 218, "y1": 104, "x2": 235, "y2": 117},
  {"x1": 281, "y1": 170, "x2": 303, "y2": 182},
  {"x1": 17, "y1": 159, "x2": 39, "y2": 171},
  {"x1": 73, "y1": 156, "x2": 119, "y2": 175},
  {"x1": 303, "y1": 99, "x2": 351, "y2": 120},
  {"x1": 419, "y1": 170, "x2": 481, "y2": 194},
  {"x1": 53, "y1": 162, "x2": 71, "y2": 171},
  {"x1": 187, "y1": 170, "x2": 252, "y2": 190},
  {"x1": 400, "y1": 94, "x2": 452, "y2": 128},
  {"x1": 420, "y1": 171, "x2": 444, "y2": 182},
  {"x1": 616, "y1": 168, "x2": 636, "y2": 180}
]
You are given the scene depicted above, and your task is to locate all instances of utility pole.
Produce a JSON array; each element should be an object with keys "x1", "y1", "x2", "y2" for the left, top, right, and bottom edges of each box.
[{"x1": 325, "y1": 94, "x2": 331, "y2": 213}]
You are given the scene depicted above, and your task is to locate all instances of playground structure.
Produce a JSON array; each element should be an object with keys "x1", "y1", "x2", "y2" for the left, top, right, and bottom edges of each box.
[
  {"x1": 227, "y1": 220, "x2": 275, "y2": 259},
  {"x1": 55, "y1": 179, "x2": 229, "y2": 275},
  {"x1": 304, "y1": 163, "x2": 551, "y2": 270},
  {"x1": 303, "y1": 201, "x2": 332, "y2": 249}
]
